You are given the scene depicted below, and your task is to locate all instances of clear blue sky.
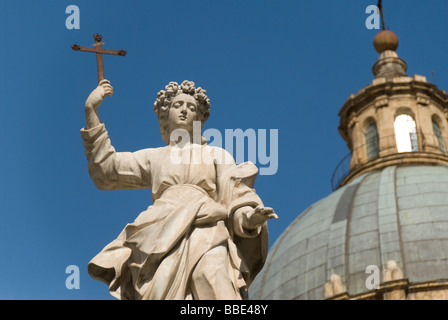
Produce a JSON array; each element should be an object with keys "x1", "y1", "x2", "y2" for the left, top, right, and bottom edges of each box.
[{"x1": 0, "y1": 0, "x2": 447, "y2": 299}]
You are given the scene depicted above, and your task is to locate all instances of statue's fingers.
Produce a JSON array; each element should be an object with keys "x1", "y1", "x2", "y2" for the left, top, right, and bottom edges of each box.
[
  {"x1": 265, "y1": 211, "x2": 277, "y2": 220},
  {"x1": 99, "y1": 79, "x2": 110, "y2": 86},
  {"x1": 259, "y1": 207, "x2": 274, "y2": 215},
  {"x1": 102, "y1": 84, "x2": 113, "y2": 91}
]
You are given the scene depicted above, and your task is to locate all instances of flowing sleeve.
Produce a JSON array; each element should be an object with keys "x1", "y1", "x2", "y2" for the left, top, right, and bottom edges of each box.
[
  {"x1": 80, "y1": 123, "x2": 152, "y2": 190},
  {"x1": 215, "y1": 149, "x2": 269, "y2": 285},
  {"x1": 214, "y1": 149, "x2": 264, "y2": 238}
]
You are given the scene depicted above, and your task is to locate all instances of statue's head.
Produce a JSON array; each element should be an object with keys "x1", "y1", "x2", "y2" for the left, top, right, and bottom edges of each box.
[{"x1": 154, "y1": 80, "x2": 211, "y2": 144}]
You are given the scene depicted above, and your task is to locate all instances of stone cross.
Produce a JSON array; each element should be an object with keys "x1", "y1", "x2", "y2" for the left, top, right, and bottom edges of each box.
[{"x1": 72, "y1": 34, "x2": 127, "y2": 82}]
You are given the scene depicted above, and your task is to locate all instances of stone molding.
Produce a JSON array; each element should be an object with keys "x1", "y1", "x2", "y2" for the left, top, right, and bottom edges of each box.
[
  {"x1": 326, "y1": 279, "x2": 448, "y2": 300},
  {"x1": 339, "y1": 152, "x2": 448, "y2": 187}
]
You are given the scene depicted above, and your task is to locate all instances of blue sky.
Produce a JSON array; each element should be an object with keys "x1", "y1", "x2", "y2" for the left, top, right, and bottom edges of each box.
[{"x1": 0, "y1": 0, "x2": 447, "y2": 299}]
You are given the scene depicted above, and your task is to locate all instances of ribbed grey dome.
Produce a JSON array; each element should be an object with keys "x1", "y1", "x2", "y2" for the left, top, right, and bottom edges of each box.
[{"x1": 250, "y1": 165, "x2": 448, "y2": 300}]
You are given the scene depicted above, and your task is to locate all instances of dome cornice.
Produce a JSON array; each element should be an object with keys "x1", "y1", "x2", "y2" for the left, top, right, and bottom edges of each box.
[{"x1": 339, "y1": 152, "x2": 448, "y2": 188}]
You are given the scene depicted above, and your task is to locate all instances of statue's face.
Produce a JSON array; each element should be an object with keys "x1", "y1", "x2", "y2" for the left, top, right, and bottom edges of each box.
[{"x1": 168, "y1": 93, "x2": 198, "y2": 133}]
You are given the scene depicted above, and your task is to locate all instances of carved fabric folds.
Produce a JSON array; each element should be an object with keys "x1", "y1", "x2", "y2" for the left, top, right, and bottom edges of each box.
[{"x1": 80, "y1": 123, "x2": 268, "y2": 300}]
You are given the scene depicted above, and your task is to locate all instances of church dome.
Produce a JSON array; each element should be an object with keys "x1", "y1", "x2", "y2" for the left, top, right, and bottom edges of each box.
[
  {"x1": 250, "y1": 164, "x2": 448, "y2": 300},
  {"x1": 249, "y1": 9, "x2": 448, "y2": 299}
]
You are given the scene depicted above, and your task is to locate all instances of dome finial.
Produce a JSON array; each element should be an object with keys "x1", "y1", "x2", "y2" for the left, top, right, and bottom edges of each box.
[
  {"x1": 373, "y1": 1, "x2": 399, "y2": 53},
  {"x1": 373, "y1": 30, "x2": 399, "y2": 53}
]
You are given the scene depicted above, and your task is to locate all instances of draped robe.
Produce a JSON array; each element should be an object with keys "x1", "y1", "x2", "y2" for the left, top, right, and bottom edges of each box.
[{"x1": 81, "y1": 123, "x2": 268, "y2": 300}]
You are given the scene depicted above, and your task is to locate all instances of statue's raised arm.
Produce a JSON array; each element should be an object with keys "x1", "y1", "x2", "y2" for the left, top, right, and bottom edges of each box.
[{"x1": 81, "y1": 80, "x2": 152, "y2": 190}]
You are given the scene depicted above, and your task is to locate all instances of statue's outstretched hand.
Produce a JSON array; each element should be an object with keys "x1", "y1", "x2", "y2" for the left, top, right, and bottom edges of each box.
[
  {"x1": 85, "y1": 79, "x2": 114, "y2": 110},
  {"x1": 243, "y1": 205, "x2": 278, "y2": 230}
]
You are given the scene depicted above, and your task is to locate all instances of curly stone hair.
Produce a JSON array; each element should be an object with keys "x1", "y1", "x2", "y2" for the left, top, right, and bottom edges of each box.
[{"x1": 154, "y1": 80, "x2": 211, "y2": 144}]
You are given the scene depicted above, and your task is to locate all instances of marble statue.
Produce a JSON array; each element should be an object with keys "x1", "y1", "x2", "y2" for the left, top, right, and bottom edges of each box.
[
  {"x1": 324, "y1": 274, "x2": 347, "y2": 298},
  {"x1": 81, "y1": 79, "x2": 278, "y2": 300},
  {"x1": 382, "y1": 260, "x2": 404, "y2": 282}
]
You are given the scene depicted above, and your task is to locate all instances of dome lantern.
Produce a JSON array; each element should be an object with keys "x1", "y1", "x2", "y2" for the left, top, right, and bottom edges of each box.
[{"x1": 334, "y1": 30, "x2": 448, "y2": 190}]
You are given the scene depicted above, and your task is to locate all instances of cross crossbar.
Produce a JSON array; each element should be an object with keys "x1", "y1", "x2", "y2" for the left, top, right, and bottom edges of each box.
[{"x1": 72, "y1": 34, "x2": 127, "y2": 82}]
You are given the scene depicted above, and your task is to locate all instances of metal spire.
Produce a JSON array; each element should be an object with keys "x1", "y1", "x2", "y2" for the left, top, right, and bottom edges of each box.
[{"x1": 378, "y1": 0, "x2": 386, "y2": 30}]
